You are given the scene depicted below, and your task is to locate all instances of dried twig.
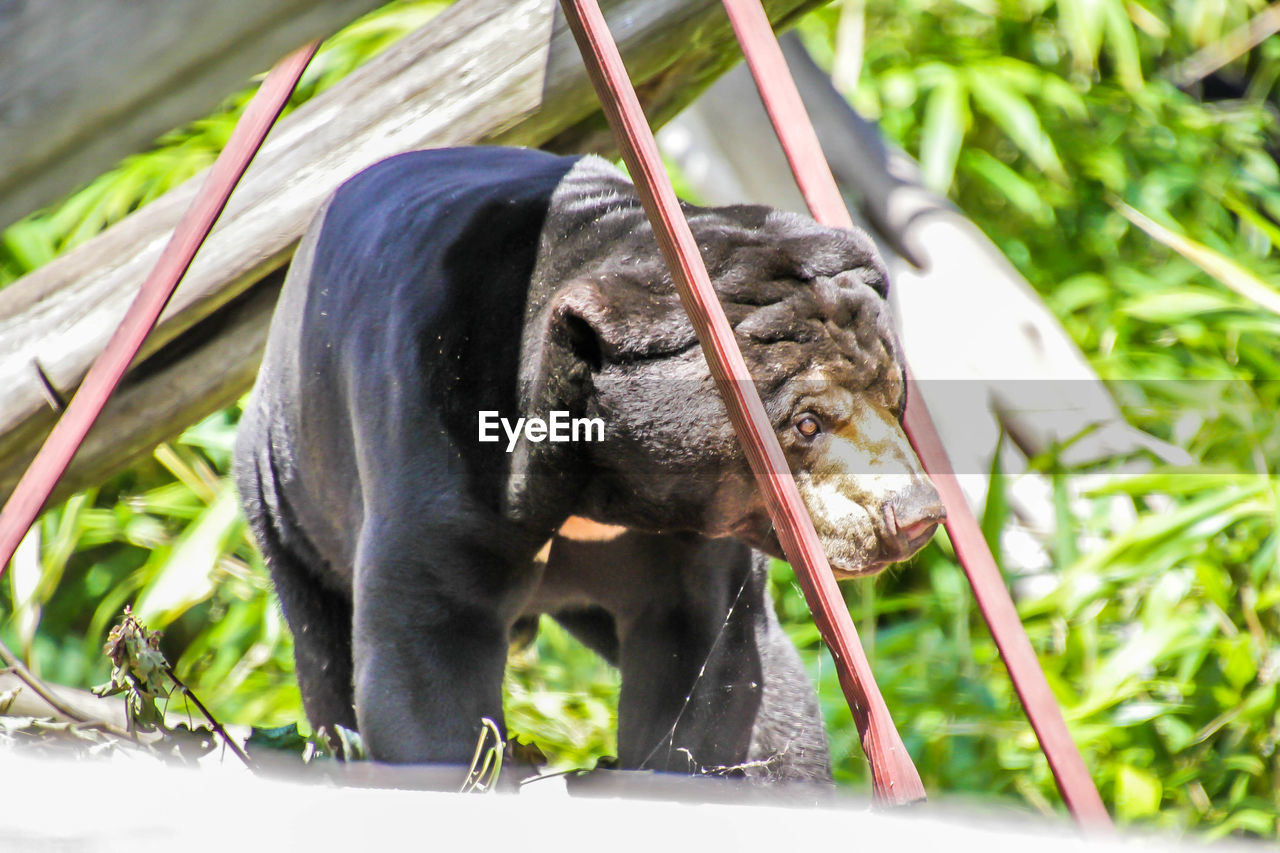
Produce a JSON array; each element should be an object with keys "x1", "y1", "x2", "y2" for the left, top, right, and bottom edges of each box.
[
  {"x1": 0, "y1": 637, "x2": 133, "y2": 740},
  {"x1": 165, "y1": 666, "x2": 254, "y2": 769},
  {"x1": 1168, "y1": 3, "x2": 1280, "y2": 88}
]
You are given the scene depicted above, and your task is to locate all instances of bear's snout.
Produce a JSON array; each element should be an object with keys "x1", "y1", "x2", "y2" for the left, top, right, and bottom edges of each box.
[
  {"x1": 791, "y1": 403, "x2": 943, "y2": 577},
  {"x1": 878, "y1": 481, "x2": 945, "y2": 562}
]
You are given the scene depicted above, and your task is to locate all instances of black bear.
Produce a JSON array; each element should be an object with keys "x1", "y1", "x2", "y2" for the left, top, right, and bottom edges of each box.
[{"x1": 234, "y1": 146, "x2": 943, "y2": 781}]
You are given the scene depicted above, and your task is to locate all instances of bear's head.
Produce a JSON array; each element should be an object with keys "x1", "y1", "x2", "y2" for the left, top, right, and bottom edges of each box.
[{"x1": 528, "y1": 202, "x2": 943, "y2": 578}]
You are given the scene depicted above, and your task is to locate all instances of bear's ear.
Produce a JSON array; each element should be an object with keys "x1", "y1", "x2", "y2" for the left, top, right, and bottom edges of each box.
[
  {"x1": 526, "y1": 280, "x2": 627, "y2": 416},
  {"x1": 547, "y1": 280, "x2": 610, "y2": 372},
  {"x1": 546, "y1": 277, "x2": 698, "y2": 367}
]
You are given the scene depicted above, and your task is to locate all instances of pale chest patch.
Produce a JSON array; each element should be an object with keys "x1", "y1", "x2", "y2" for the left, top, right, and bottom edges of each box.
[{"x1": 533, "y1": 515, "x2": 629, "y2": 563}]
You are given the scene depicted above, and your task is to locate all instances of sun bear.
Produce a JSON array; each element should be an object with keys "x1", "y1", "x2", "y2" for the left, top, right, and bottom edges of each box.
[{"x1": 235, "y1": 146, "x2": 942, "y2": 781}]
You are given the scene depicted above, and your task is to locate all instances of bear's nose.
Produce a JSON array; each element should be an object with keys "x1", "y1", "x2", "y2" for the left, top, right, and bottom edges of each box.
[{"x1": 879, "y1": 482, "x2": 945, "y2": 562}]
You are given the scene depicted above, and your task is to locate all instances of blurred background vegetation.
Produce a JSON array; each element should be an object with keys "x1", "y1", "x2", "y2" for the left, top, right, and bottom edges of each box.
[{"x1": 1, "y1": 0, "x2": 1278, "y2": 840}]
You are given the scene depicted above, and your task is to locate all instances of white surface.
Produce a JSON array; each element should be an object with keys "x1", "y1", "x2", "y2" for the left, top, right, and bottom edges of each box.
[{"x1": 0, "y1": 751, "x2": 1240, "y2": 853}]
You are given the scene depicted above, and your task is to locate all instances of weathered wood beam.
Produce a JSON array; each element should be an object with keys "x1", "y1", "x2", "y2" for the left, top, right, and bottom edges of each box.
[
  {"x1": 0, "y1": 0, "x2": 395, "y2": 230},
  {"x1": 0, "y1": 0, "x2": 827, "y2": 506},
  {"x1": 0, "y1": 672, "x2": 131, "y2": 732}
]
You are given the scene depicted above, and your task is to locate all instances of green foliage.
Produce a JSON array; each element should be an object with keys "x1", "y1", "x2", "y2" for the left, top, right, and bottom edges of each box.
[
  {"x1": 774, "y1": 469, "x2": 1279, "y2": 836},
  {"x1": 245, "y1": 722, "x2": 313, "y2": 757},
  {"x1": 784, "y1": 0, "x2": 1280, "y2": 838},
  {"x1": 504, "y1": 617, "x2": 620, "y2": 772},
  {"x1": 461, "y1": 718, "x2": 505, "y2": 793},
  {"x1": 2, "y1": 0, "x2": 1279, "y2": 841},
  {"x1": 1, "y1": 405, "x2": 301, "y2": 728}
]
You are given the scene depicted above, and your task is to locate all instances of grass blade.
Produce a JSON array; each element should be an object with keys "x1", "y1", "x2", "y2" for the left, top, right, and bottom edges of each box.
[
  {"x1": 1113, "y1": 199, "x2": 1280, "y2": 318},
  {"x1": 919, "y1": 71, "x2": 968, "y2": 193}
]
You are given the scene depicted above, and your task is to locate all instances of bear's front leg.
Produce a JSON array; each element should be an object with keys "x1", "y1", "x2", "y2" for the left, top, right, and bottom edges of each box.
[
  {"x1": 350, "y1": 528, "x2": 516, "y2": 766},
  {"x1": 611, "y1": 539, "x2": 831, "y2": 781}
]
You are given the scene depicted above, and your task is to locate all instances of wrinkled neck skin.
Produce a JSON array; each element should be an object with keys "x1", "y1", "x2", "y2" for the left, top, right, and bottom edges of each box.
[
  {"x1": 506, "y1": 156, "x2": 645, "y2": 530},
  {"x1": 507, "y1": 155, "x2": 763, "y2": 535}
]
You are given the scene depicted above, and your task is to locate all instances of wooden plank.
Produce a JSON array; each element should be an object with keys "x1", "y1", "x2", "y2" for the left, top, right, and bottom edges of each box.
[
  {"x1": 0, "y1": 0, "x2": 393, "y2": 230},
  {"x1": 0, "y1": 673, "x2": 132, "y2": 732},
  {"x1": 0, "y1": 0, "x2": 826, "y2": 505},
  {"x1": 29, "y1": 274, "x2": 285, "y2": 509}
]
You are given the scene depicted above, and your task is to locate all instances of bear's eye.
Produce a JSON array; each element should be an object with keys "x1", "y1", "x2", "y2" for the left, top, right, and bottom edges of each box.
[{"x1": 794, "y1": 415, "x2": 822, "y2": 439}]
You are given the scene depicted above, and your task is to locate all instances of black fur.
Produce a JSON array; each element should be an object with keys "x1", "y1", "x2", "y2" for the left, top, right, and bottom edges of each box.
[{"x1": 236, "y1": 146, "x2": 907, "y2": 780}]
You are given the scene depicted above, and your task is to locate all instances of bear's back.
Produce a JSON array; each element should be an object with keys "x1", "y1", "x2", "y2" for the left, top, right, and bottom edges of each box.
[{"x1": 236, "y1": 147, "x2": 583, "y2": 572}]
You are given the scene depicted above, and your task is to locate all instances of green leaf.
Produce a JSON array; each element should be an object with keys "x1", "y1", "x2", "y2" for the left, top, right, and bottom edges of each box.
[
  {"x1": 1078, "y1": 619, "x2": 1186, "y2": 714},
  {"x1": 1238, "y1": 682, "x2": 1277, "y2": 721},
  {"x1": 1153, "y1": 715, "x2": 1195, "y2": 753},
  {"x1": 1203, "y1": 810, "x2": 1277, "y2": 840},
  {"x1": 979, "y1": 431, "x2": 1008, "y2": 566},
  {"x1": 1050, "y1": 273, "x2": 1110, "y2": 314},
  {"x1": 246, "y1": 723, "x2": 310, "y2": 756},
  {"x1": 1110, "y1": 700, "x2": 1166, "y2": 726},
  {"x1": 1219, "y1": 636, "x2": 1257, "y2": 690},
  {"x1": 919, "y1": 71, "x2": 968, "y2": 193},
  {"x1": 965, "y1": 71, "x2": 1066, "y2": 181},
  {"x1": 983, "y1": 57, "x2": 1088, "y2": 119},
  {"x1": 962, "y1": 149, "x2": 1053, "y2": 225},
  {"x1": 1101, "y1": 0, "x2": 1143, "y2": 92},
  {"x1": 333, "y1": 725, "x2": 367, "y2": 761},
  {"x1": 1051, "y1": 470, "x2": 1078, "y2": 570},
  {"x1": 1, "y1": 220, "x2": 56, "y2": 272},
  {"x1": 1115, "y1": 764, "x2": 1163, "y2": 820},
  {"x1": 1221, "y1": 191, "x2": 1280, "y2": 252},
  {"x1": 1221, "y1": 754, "x2": 1265, "y2": 776},
  {"x1": 1121, "y1": 290, "x2": 1240, "y2": 322},
  {"x1": 133, "y1": 484, "x2": 244, "y2": 627},
  {"x1": 1056, "y1": 0, "x2": 1106, "y2": 73},
  {"x1": 1114, "y1": 200, "x2": 1280, "y2": 318}
]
